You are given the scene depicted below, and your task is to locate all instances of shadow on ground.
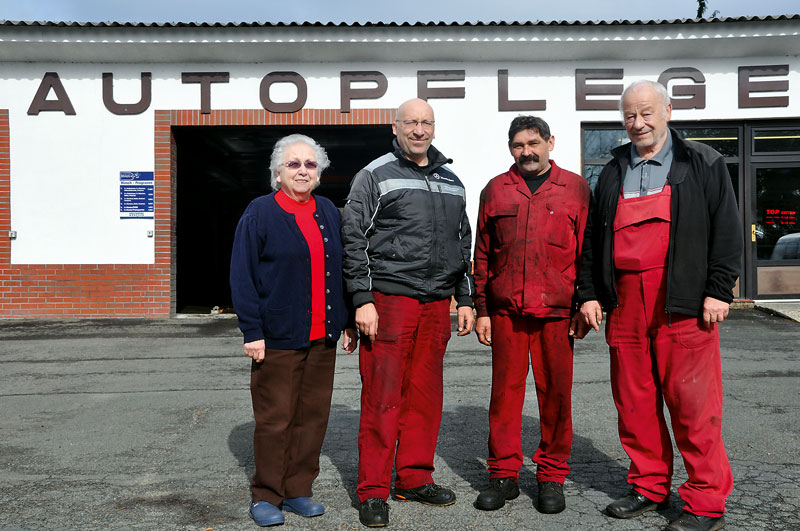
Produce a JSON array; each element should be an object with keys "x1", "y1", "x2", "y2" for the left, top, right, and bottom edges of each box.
[{"x1": 229, "y1": 403, "x2": 628, "y2": 509}]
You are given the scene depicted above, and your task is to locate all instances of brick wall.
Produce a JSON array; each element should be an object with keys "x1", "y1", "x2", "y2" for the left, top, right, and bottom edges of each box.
[{"x1": 0, "y1": 108, "x2": 393, "y2": 318}]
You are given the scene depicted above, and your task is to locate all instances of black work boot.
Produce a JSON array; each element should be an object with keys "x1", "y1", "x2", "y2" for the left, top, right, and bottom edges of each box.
[
  {"x1": 665, "y1": 511, "x2": 726, "y2": 531},
  {"x1": 358, "y1": 498, "x2": 389, "y2": 527},
  {"x1": 473, "y1": 477, "x2": 520, "y2": 511},
  {"x1": 606, "y1": 489, "x2": 669, "y2": 519},
  {"x1": 537, "y1": 481, "x2": 566, "y2": 514}
]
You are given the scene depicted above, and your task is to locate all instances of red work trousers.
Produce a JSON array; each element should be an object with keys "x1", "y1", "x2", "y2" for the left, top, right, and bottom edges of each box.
[
  {"x1": 250, "y1": 338, "x2": 336, "y2": 506},
  {"x1": 487, "y1": 314, "x2": 573, "y2": 483},
  {"x1": 606, "y1": 268, "x2": 733, "y2": 517},
  {"x1": 357, "y1": 293, "x2": 452, "y2": 502}
]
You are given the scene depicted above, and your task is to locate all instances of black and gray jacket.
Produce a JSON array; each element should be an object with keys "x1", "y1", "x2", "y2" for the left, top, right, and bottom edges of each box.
[{"x1": 342, "y1": 139, "x2": 474, "y2": 308}]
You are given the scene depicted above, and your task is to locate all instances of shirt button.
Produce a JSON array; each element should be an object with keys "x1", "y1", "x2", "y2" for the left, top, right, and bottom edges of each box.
[
  {"x1": 550, "y1": 211, "x2": 554, "y2": 215},
  {"x1": 324, "y1": 237, "x2": 328, "y2": 242},
  {"x1": 326, "y1": 272, "x2": 330, "y2": 277},
  {"x1": 326, "y1": 289, "x2": 330, "y2": 293},
  {"x1": 327, "y1": 305, "x2": 332, "y2": 310},
  {"x1": 319, "y1": 224, "x2": 325, "y2": 229},
  {"x1": 325, "y1": 254, "x2": 330, "y2": 258}
]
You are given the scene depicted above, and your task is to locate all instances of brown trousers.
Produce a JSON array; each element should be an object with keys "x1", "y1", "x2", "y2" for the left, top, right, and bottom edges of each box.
[{"x1": 250, "y1": 338, "x2": 336, "y2": 505}]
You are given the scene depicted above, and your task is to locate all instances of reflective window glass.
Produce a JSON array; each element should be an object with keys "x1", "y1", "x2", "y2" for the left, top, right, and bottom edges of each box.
[
  {"x1": 582, "y1": 164, "x2": 604, "y2": 191},
  {"x1": 727, "y1": 163, "x2": 739, "y2": 204},
  {"x1": 755, "y1": 167, "x2": 800, "y2": 260},
  {"x1": 677, "y1": 128, "x2": 739, "y2": 157},
  {"x1": 583, "y1": 129, "x2": 627, "y2": 159},
  {"x1": 753, "y1": 129, "x2": 800, "y2": 153}
]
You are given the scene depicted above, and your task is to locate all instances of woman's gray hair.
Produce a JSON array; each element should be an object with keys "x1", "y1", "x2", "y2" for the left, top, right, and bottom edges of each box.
[
  {"x1": 269, "y1": 134, "x2": 331, "y2": 191},
  {"x1": 618, "y1": 80, "x2": 671, "y2": 120}
]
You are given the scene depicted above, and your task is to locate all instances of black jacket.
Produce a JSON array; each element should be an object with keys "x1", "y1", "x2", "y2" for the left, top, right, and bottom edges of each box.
[
  {"x1": 341, "y1": 139, "x2": 474, "y2": 308},
  {"x1": 576, "y1": 129, "x2": 742, "y2": 317}
]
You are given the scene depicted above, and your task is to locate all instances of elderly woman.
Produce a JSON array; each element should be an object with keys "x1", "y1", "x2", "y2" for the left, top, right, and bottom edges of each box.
[{"x1": 230, "y1": 134, "x2": 357, "y2": 527}]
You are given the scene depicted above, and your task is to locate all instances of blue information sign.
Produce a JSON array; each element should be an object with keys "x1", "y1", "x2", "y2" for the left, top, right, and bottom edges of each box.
[{"x1": 120, "y1": 171, "x2": 154, "y2": 219}]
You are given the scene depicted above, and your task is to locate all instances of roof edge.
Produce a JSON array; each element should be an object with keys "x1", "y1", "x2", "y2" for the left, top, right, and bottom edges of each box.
[{"x1": 0, "y1": 14, "x2": 799, "y2": 28}]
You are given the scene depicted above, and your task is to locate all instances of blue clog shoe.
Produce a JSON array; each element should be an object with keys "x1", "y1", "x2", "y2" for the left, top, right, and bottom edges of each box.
[
  {"x1": 249, "y1": 501, "x2": 285, "y2": 526},
  {"x1": 281, "y1": 496, "x2": 325, "y2": 517}
]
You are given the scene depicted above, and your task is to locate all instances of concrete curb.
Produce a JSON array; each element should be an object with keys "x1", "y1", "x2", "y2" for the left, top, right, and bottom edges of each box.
[{"x1": 754, "y1": 303, "x2": 800, "y2": 323}]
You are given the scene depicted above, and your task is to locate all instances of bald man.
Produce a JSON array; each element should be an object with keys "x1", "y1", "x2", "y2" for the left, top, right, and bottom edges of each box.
[{"x1": 342, "y1": 98, "x2": 475, "y2": 528}]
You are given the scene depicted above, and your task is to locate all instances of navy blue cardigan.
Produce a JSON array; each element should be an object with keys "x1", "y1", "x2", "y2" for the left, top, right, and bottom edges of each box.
[{"x1": 230, "y1": 192, "x2": 350, "y2": 348}]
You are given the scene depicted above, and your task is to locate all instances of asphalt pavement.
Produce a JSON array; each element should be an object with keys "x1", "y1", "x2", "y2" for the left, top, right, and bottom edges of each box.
[{"x1": 1, "y1": 308, "x2": 798, "y2": 530}]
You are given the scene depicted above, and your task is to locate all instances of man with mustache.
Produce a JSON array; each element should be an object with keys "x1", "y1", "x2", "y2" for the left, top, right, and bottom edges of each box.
[
  {"x1": 472, "y1": 115, "x2": 590, "y2": 514},
  {"x1": 577, "y1": 80, "x2": 740, "y2": 531}
]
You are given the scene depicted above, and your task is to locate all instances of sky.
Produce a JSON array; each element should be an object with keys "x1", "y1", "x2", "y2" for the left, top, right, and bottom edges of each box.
[{"x1": 0, "y1": 0, "x2": 797, "y2": 24}]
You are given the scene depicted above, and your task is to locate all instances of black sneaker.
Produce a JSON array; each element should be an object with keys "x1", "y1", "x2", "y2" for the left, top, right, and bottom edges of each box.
[
  {"x1": 537, "y1": 481, "x2": 566, "y2": 514},
  {"x1": 358, "y1": 498, "x2": 389, "y2": 528},
  {"x1": 474, "y1": 477, "x2": 520, "y2": 511},
  {"x1": 393, "y1": 483, "x2": 456, "y2": 506}
]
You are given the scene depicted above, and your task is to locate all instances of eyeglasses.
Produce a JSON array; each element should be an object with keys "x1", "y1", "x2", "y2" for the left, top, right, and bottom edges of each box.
[
  {"x1": 397, "y1": 119, "x2": 435, "y2": 130},
  {"x1": 284, "y1": 160, "x2": 318, "y2": 170}
]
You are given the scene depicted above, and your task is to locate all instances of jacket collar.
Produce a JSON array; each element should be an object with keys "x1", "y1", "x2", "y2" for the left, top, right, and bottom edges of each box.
[
  {"x1": 611, "y1": 128, "x2": 689, "y2": 185},
  {"x1": 505, "y1": 160, "x2": 565, "y2": 198}
]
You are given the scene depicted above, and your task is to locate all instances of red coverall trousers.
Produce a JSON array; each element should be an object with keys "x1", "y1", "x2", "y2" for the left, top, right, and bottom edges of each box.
[
  {"x1": 356, "y1": 292, "x2": 452, "y2": 502},
  {"x1": 607, "y1": 186, "x2": 733, "y2": 517},
  {"x1": 487, "y1": 314, "x2": 573, "y2": 483}
]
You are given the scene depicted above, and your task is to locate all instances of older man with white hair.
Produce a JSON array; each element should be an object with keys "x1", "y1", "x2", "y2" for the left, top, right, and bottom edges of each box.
[{"x1": 577, "y1": 80, "x2": 741, "y2": 531}]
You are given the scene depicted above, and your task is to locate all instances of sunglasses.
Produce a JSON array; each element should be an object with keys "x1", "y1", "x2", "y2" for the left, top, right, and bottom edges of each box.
[{"x1": 284, "y1": 160, "x2": 318, "y2": 170}]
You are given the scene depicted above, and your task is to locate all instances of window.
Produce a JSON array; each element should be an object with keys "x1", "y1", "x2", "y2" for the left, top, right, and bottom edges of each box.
[
  {"x1": 581, "y1": 126, "x2": 626, "y2": 190},
  {"x1": 753, "y1": 128, "x2": 800, "y2": 154},
  {"x1": 756, "y1": 167, "x2": 800, "y2": 261}
]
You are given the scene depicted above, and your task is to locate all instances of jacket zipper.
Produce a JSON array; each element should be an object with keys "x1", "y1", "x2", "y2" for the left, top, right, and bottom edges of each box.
[
  {"x1": 437, "y1": 183, "x2": 448, "y2": 222},
  {"x1": 608, "y1": 175, "x2": 621, "y2": 309},
  {"x1": 423, "y1": 173, "x2": 438, "y2": 295}
]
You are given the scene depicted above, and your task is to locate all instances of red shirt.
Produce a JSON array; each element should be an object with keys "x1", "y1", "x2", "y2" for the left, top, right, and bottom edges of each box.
[
  {"x1": 473, "y1": 161, "x2": 591, "y2": 318},
  {"x1": 275, "y1": 190, "x2": 326, "y2": 341}
]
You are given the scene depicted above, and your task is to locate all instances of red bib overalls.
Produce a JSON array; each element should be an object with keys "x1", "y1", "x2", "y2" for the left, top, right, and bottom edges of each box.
[{"x1": 605, "y1": 184, "x2": 733, "y2": 517}]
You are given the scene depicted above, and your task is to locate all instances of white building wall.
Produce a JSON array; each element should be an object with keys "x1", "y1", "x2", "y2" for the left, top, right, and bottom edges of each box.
[{"x1": 3, "y1": 55, "x2": 799, "y2": 263}]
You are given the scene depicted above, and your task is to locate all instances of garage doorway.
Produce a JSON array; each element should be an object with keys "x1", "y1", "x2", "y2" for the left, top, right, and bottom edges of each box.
[{"x1": 173, "y1": 124, "x2": 394, "y2": 313}]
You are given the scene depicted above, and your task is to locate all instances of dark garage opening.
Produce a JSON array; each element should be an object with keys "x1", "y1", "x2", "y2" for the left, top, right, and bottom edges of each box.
[{"x1": 174, "y1": 124, "x2": 394, "y2": 314}]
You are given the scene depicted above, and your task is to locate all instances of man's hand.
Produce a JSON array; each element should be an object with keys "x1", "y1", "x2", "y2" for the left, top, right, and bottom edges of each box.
[
  {"x1": 569, "y1": 313, "x2": 591, "y2": 339},
  {"x1": 341, "y1": 328, "x2": 358, "y2": 353},
  {"x1": 457, "y1": 306, "x2": 475, "y2": 336},
  {"x1": 702, "y1": 296, "x2": 730, "y2": 328},
  {"x1": 244, "y1": 339, "x2": 266, "y2": 363},
  {"x1": 356, "y1": 303, "x2": 379, "y2": 342},
  {"x1": 579, "y1": 300, "x2": 603, "y2": 332},
  {"x1": 475, "y1": 316, "x2": 492, "y2": 346}
]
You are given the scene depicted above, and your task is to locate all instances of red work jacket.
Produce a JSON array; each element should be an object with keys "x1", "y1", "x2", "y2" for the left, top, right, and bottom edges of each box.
[{"x1": 473, "y1": 161, "x2": 591, "y2": 318}]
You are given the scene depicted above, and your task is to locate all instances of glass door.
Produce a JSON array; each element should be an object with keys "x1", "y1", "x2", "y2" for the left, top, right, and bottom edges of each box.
[
  {"x1": 748, "y1": 125, "x2": 800, "y2": 299},
  {"x1": 752, "y1": 163, "x2": 800, "y2": 297}
]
